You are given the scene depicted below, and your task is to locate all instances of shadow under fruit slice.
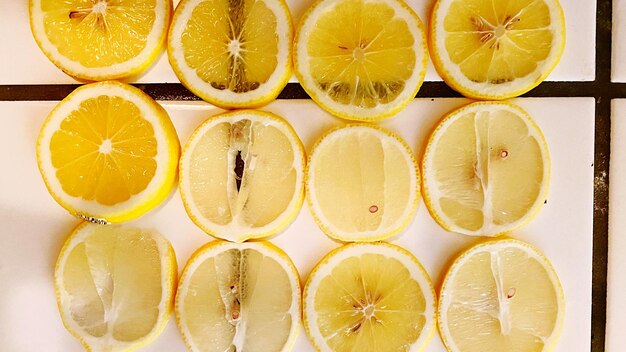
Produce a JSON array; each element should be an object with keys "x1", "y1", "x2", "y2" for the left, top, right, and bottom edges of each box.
[
  {"x1": 303, "y1": 242, "x2": 436, "y2": 352},
  {"x1": 37, "y1": 81, "x2": 180, "y2": 224},
  {"x1": 55, "y1": 222, "x2": 177, "y2": 352},
  {"x1": 179, "y1": 110, "x2": 305, "y2": 243},
  {"x1": 175, "y1": 241, "x2": 301, "y2": 352}
]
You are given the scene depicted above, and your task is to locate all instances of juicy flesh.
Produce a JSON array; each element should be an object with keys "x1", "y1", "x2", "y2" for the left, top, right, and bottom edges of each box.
[
  {"x1": 313, "y1": 131, "x2": 412, "y2": 235},
  {"x1": 431, "y1": 109, "x2": 544, "y2": 233},
  {"x1": 314, "y1": 254, "x2": 426, "y2": 351},
  {"x1": 188, "y1": 119, "x2": 296, "y2": 229},
  {"x1": 443, "y1": 0, "x2": 553, "y2": 84},
  {"x1": 62, "y1": 227, "x2": 164, "y2": 344},
  {"x1": 50, "y1": 95, "x2": 157, "y2": 206},
  {"x1": 40, "y1": 0, "x2": 157, "y2": 68},
  {"x1": 182, "y1": 248, "x2": 294, "y2": 352},
  {"x1": 182, "y1": 0, "x2": 279, "y2": 93},
  {"x1": 306, "y1": 0, "x2": 416, "y2": 108},
  {"x1": 443, "y1": 247, "x2": 559, "y2": 351}
]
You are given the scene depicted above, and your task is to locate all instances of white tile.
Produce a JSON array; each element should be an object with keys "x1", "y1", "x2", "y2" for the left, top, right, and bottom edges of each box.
[
  {"x1": 613, "y1": 0, "x2": 626, "y2": 81},
  {"x1": 0, "y1": 98, "x2": 594, "y2": 351},
  {"x1": 607, "y1": 99, "x2": 626, "y2": 351},
  {"x1": 0, "y1": 0, "x2": 595, "y2": 84}
]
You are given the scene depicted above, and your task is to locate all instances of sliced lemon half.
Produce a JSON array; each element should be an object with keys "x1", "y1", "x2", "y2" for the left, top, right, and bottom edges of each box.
[
  {"x1": 429, "y1": 0, "x2": 566, "y2": 99},
  {"x1": 176, "y1": 240, "x2": 301, "y2": 352},
  {"x1": 179, "y1": 110, "x2": 305, "y2": 242},
  {"x1": 167, "y1": 0, "x2": 293, "y2": 108},
  {"x1": 422, "y1": 101, "x2": 550, "y2": 237},
  {"x1": 304, "y1": 242, "x2": 436, "y2": 352},
  {"x1": 36, "y1": 81, "x2": 180, "y2": 223},
  {"x1": 55, "y1": 222, "x2": 177, "y2": 352},
  {"x1": 307, "y1": 125, "x2": 420, "y2": 242},
  {"x1": 30, "y1": 0, "x2": 172, "y2": 81},
  {"x1": 438, "y1": 239, "x2": 565, "y2": 352},
  {"x1": 294, "y1": 0, "x2": 428, "y2": 121}
]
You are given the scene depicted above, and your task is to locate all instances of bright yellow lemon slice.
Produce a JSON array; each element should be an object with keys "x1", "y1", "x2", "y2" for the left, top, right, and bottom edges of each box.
[{"x1": 30, "y1": 0, "x2": 172, "y2": 80}]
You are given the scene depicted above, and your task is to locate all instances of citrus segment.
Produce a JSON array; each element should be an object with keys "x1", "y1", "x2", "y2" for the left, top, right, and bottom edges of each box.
[
  {"x1": 294, "y1": 0, "x2": 428, "y2": 121},
  {"x1": 179, "y1": 110, "x2": 305, "y2": 242},
  {"x1": 55, "y1": 222, "x2": 177, "y2": 352},
  {"x1": 168, "y1": 0, "x2": 293, "y2": 108},
  {"x1": 304, "y1": 242, "x2": 436, "y2": 352},
  {"x1": 438, "y1": 239, "x2": 565, "y2": 352},
  {"x1": 422, "y1": 102, "x2": 549, "y2": 236},
  {"x1": 307, "y1": 125, "x2": 419, "y2": 241},
  {"x1": 176, "y1": 241, "x2": 301, "y2": 352},
  {"x1": 429, "y1": 0, "x2": 566, "y2": 99},
  {"x1": 30, "y1": 0, "x2": 172, "y2": 80},
  {"x1": 37, "y1": 81, "x2": 180, "y2": 223}
]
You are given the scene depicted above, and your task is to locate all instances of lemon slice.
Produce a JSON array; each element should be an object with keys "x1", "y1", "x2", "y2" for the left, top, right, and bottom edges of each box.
[
  {"x1": 167, "y1": 0, "x2": 293, "y2": 108},
  {"x1": 36, "y1": 81, "x2": 180, "y2": 223},
  {"x1": 176, "y1": 240, "x2": 301, "y2": 352},
  {"x1": 304, "y1": 242, "x2": 436, "y2": 352},
  {"x1": 421, "y1": 101, "x2": 550, "y2": 237},
  {"x1": 307, "y1": 125, "x2": 419, "y2": 242},
  {"x1": 30, "y1": 0, "x2": 172, "y2": 81},
  {"x1": 294, "y1": 0, "x2": 428, "y2": 121},
  {"x1": 55, "y1": 222, "x2": 177, "y2": 352},
  {"x1": 179, "y1": 110, "x2": 305, "y2": 242},
  {"x1": 438, "y1": 239, "x2": 565, "y2": 351},
  {"x1": 429, "y1": 0, "x2": 566, "y2": 99}
]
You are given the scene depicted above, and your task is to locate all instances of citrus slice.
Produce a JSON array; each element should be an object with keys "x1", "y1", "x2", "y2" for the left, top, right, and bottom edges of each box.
[
  {"x1": 304, "y1": 242, "x2": 436, "y2": 352},
  {"x1": 438, "y1": 239, "x2": 565, "y2": 351},
  {"x1": 167, "y1": 0, "x2": 293, "y2": 108},
  {"x1": 179, "y1": 110, "x2": 305, "y2": 242},
  {"x1": 307, "y1": 125, "x2": 419, "y2": 241},
  {"x1": 55, "y1": 222, "x2": 177, "y2": 352},
  {"x1": 294, "y1": 0, "x2": 428, "y2": 121},
  {"x1": 421, "y1": 101, "x2": 550, "y2": 237},
  {"x1": 176, "y1": 241, "x2": 301, "y2": 352},
  {"x1": 36, "y1": 81, "x2": 180, "y2": 224},
  {"x1": 30, "y1": 0, "x2": 172, "y2": 81},
  {"x1": 429, "y1": 0, "x2": 566, "y2": 99}
]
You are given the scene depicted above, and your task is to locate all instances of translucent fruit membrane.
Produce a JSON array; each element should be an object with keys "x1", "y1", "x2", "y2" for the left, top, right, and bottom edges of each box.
[
  {"x1": 58, "y1": 225, "x2": 175, "y2": 349},
  {"x1": 440, "y1": 241, "x2": 563, "y2": 351},
  {"x1": 428, "y1": 105, "x2": 547, "y2": 234},
  {"x1": 189, "y1": 119, "x2": 296, "y2": 227},
  {"x1": 178, "y1": 244, "x2": 299, "y2": 351}
]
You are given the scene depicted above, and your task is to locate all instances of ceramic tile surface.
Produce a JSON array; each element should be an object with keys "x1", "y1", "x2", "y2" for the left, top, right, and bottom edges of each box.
[
  {"x1": 607, "y1": 100, "x2": 626, "y2": 351},
  {"x1": 0, "y1": 98, "x2": 594, "y2": 351},
  {"x1": 0, "y1": 0, "x2": 595, "y2": 84}
]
